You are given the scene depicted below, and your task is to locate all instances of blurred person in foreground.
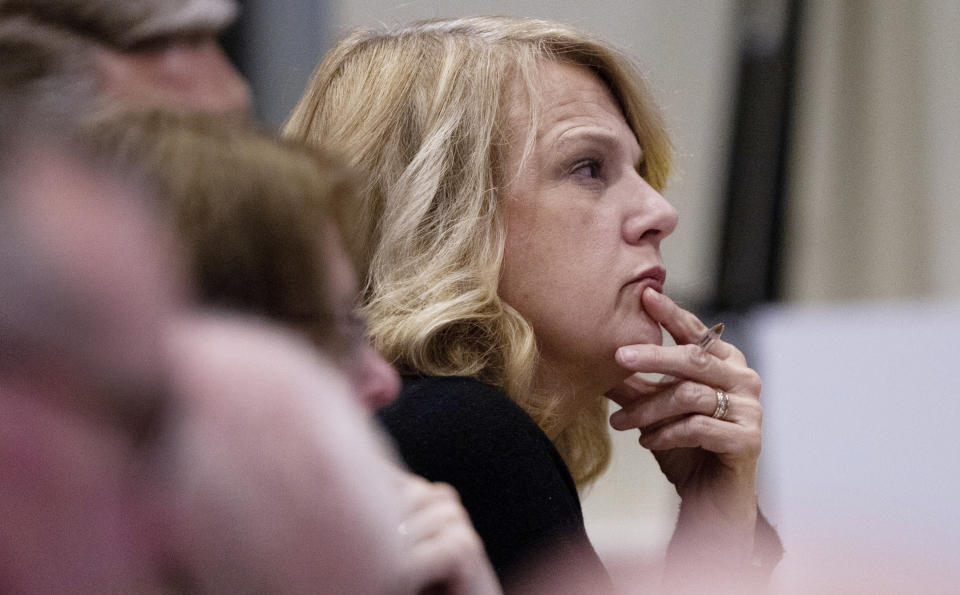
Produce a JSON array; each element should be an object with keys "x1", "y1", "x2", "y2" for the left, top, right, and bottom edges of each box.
[
  {"x1": 285, "y1": 16, "x2": 782, "y2": 593},
  {"x1": 0, "y1": 2, "x2": 418, "y2": 591},
  {"x1": 1, "y1": 2, "x2": 497, "y2": 589},
  {"x1": 0, "y1": 120, "x2": 420, "y2": 593},
  {"x1": 155, "y1": 311, "x2": 410, "y2": 593},
  {"x1": 87, "y1": 109, "x2": 400, "y2": 411},
  {"x1": 0, "y1": 0, "x2": 250, "y2": 126},
  {"x1": 84, "y1": 108, "x2": 503, "y2": 594},
  {"x1": 0, "y1": 127, "x2": 183, "y2": 592}
]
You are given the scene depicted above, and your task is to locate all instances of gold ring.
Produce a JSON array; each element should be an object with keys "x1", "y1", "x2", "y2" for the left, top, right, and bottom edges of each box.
[{"x1": 712, "y1": 390, "x2": 729, "y2": 420}]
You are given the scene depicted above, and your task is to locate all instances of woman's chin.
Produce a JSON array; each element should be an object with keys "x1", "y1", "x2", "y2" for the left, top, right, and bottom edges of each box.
[{"x1": 619, "y1": 324, "x2": 664, "y2": 349}]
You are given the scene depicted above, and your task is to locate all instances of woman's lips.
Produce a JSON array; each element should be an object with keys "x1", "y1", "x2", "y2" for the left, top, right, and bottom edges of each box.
[{"x1": 623, "y1": 266, "x2": 666, "y2": 295}]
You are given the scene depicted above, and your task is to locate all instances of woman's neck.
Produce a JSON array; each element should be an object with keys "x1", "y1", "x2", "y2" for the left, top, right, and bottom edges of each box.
[{"x1": 532, "y1": 351, "x2": 618, "y2": 439}]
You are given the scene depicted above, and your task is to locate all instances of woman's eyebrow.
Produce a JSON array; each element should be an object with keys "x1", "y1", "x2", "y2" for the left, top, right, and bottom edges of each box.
[
  {"x1": 553, "y1": 128, "x2": 643, "y2": 167},
  {"x1": 554, "y1": 127, "x2": 619, "y2": 149}
]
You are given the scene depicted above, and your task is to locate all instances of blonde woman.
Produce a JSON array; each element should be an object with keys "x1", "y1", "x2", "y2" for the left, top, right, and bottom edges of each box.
[
  {"x1": 84, "y1": 110, "x2": 502, "y2": 594},
  {"x1": 286, "y1": 16, "x2": 782, "y2": 591}
]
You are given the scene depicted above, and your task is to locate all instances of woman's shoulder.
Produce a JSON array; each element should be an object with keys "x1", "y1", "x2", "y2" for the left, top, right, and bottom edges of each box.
[
  {"x1": 376, "y1": 375, "x2": 591, "y2": 581},
  {"x1": 376, "y1": 374, "x2": 580, "y2": 523},
  {"x1": 377, "y1": 375, "x2": 558, "y2": 458},
  {"x1": 397, "y1": 374, "x2": 511, "y2": 401},
  {"x1": 386, "y1": 375, "x2": 535, "y2": 421}
]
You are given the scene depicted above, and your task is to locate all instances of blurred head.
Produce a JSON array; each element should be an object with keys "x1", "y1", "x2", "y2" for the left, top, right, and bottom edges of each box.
[
  {"x1": 84, "y1": 110, "x2": 400, "y2": 411},
  {"x1": 0, "y1": 0, "x2": 249, "y2": 122},
  {"x1": 156, "y1": 314, "x2": 405, "y2": 593},
  {"x1": 283, "y1": 16, "x2": 673, "y2": 485},
  {"x1": 0, "y1": 131, "x2": 183, "y2": 592},
  {"x1": 0, "y1": 17, "x2": 98, "y2": 127},
  {"x1": 0, "y1": 380, "x2": 162, "y2": 593},
  {"x1": 0, "y1": 132, "x2": 184, "y2": 437}
]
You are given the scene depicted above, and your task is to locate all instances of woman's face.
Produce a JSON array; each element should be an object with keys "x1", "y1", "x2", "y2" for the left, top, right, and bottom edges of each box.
[{"x1": 498, "y1": 60, "x2": 678, "y2": 393}]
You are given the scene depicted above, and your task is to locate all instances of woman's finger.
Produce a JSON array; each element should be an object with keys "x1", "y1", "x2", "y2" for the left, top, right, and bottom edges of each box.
[
  {"x1": 405, "y1": 533, "x2": 465, "y2": 590},
  {"x1": 638, "y1": 414, "x2": 762, "y2": 460},
  {"x1": 610, "y1": 381, "x2": 760, "y2": 431},
  {"x1": 400, "y1": 493, "x2": 469, "y2": 543},
  {"x1": 615, "y1": 342, "x2": 761, "y2": 395},
  {"x1": 404, "y1": 521, "x2": 493, "y2": 593},
  {"x1": 402, "y1": 479, "x2": 463, "y2": 519},
  {"x1": 605, "y1": 372, "x2": 673, "y2": 407},
  {"x1": 398, "y1": 482, "x2": 501, "y2": 595},
  {"x1": 642, "y1": 288, "x2": 743, "y2": 362}
]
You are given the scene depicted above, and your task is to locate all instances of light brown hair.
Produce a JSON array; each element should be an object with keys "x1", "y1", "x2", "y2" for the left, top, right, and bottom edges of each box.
[{"x1": 85, "y1": 110, "x2": 357, "y2": 355}]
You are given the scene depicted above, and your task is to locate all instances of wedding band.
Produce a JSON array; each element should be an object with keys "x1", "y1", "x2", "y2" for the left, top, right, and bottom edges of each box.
[{"x1": 712, "y1": 390, "x2": 729, "y2": 420}]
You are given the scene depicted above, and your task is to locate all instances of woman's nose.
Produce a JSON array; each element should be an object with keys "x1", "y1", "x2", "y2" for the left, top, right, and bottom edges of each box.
[
  {"x1": 622, "y1": 176, "x2": 678, "y2": 246},
  {"x1": 351, "y1": 344, "x2": 401, "y2": 412}
]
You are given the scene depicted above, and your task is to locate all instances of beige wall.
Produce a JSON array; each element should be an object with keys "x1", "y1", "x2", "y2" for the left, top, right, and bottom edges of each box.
[
  {"x1": 926, "y1": 2, "x2": 960, "y2": 297},
  {"x1": 784, "y1": 0, "x2": 960, "y2": 303}
]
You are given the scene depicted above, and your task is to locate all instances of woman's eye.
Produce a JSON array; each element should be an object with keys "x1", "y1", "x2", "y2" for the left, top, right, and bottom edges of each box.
[{"x1": 571, "y1": 160, "x2": 602, "y2": 180}]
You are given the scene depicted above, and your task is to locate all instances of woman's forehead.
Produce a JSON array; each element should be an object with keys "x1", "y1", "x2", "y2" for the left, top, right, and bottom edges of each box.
[{"x1": 503, "y1": 60, "x2": 633, "y2": 148}]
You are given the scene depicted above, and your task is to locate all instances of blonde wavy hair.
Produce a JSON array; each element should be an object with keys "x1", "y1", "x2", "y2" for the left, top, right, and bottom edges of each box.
[{"x1": 284, "y1": 16, "x2": 672, "y2": 486}]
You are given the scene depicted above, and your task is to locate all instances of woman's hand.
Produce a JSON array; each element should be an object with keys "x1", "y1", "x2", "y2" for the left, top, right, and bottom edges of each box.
[
  {"x1": 394, "y1": 471, "x2": 503, "y2": 595},
  {"x1": 605, "y1": 288, "x2": 765, "y2": 580}
]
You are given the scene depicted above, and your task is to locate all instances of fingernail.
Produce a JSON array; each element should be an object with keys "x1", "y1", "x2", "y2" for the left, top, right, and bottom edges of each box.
[
  {"x1": 609, "y1": 411, "x2": 624, "y2": 429},
  {"x1": 617, "y1": 347, "x2": 641, "y2": 367},
  {"x1": 644, "y1": 288, "x2": 662, "y2": 302}
]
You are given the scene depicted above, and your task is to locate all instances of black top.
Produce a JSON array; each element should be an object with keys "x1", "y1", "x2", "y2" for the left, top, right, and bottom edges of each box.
[{"x1": 376, "y1": 375, "x2": 610, "y2": 587}]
